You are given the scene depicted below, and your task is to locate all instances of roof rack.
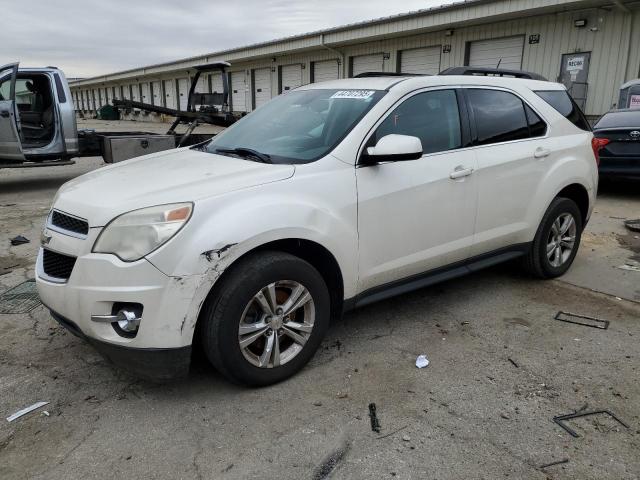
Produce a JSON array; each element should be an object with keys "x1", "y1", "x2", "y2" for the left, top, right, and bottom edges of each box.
[
  {"x1": 353, "y1": 72, "x2": 428, "y2": 78},
  {"x1": 439, "y1": 67, "x2": 547, "y2": 81}
]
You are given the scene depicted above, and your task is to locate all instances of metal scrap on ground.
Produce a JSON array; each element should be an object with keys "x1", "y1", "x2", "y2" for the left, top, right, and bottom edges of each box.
[
  {"x1": 368, "y1": 403, "x2": 381, "y2": 433},
  {"x1": 553, "y1": 409, "x2": 630, "y2": 438},
  {"x1": 554, "y1": 311, "x2": 610, "y2": 330}
]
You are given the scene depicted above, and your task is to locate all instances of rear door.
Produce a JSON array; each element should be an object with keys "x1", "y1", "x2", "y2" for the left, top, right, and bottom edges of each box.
[
  {"x1": 0, "y1": 62, "x2": 25, "y2": 162},
  {"x1": 463, "y1": 87, "x2": 551, "y2": 256}
]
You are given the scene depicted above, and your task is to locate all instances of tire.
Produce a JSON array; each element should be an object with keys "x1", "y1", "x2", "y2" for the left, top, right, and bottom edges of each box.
[
  {"x1": 523, "y1": 197, "x2": 583, "y2": 279},
  {"x1": 200, "y1": 250, "x2": 330, "y2": 386}
]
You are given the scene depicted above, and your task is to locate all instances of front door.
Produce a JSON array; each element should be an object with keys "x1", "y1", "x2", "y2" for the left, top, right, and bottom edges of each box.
[
  {"x1": 356, "y1": 89, "x2": 477, "y2": 292},
  {"x1": 0, "y1": 62, "x2": 25, "y2": 162}
]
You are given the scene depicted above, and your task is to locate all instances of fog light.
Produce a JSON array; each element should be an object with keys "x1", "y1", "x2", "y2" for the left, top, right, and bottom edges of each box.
[{"x1": 117, "y1": 309, "x2": 140, "y2": 333}]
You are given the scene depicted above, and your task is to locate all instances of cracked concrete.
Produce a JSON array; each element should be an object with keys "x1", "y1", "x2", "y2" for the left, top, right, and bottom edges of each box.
[{"x1": 1, "y1": 143, "x2": 639, "y2": 479}]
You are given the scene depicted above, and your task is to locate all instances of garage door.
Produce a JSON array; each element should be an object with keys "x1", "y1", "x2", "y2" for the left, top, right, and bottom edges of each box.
[
  {"x1": 253, "y1": 68, "x2": 272, "y2": 109},
  {"x1": 312, "y1": 60, "x2": 339, "y2": 83},
  {"x1": 468, "y1": 36, "x2": 524, "y2": 70},
  {"x1": 280, "y1": 64, "x2": 302, "y2": 92},
  {"x1": 140, "y1": 83, "x2": 151, "y2": 104},
  {"x1": 399, "y1": 47, "x2": 441, "y2": 74},
  {"x1": 210, "y1": 73, "x2": 224, "y2": 95},
  {"x1": 164, "y1": 80, "x2": 176, "y2": 109},
  {"x1": 177, "y1": 78, "x2": 190, "y2": 111},
  {"x1": 351, "y1": 54, "x2": 384, "y2": 77},
  {"x1": 231, "y1": 71, "x2": 247, "y2": 112},
  {"x1": 151, "y1": 81, "x2": 162, "y2": 106}
]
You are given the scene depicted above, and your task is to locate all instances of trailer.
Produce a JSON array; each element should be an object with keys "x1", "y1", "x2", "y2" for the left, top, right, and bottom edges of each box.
[{"x1": 0, "y1": 62, "x2": 239, "y2": 167}]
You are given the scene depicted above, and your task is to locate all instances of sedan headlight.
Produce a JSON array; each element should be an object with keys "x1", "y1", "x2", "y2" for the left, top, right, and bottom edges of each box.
[{"x1": 93, "y1": 203, "x2": 193, "y2": 261}]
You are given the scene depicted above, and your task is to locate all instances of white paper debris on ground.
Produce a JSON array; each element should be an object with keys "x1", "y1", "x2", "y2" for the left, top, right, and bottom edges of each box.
[
  {"x1": 618, "y1": 264, "x2": 640, "y2": 272},
  {"x1": 6, "y1": 401, "x2": 49, "y2": 422},
  {"x1": 415, "y1": 355, "x2": 430, "y2": 368}
]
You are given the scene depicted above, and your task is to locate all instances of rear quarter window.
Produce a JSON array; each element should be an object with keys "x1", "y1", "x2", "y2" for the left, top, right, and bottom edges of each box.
[{"x1": 535, "y1": 90, "x2": 590, "y2": 131}]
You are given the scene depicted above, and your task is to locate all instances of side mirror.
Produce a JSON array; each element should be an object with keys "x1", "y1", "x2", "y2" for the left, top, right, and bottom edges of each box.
[{"x1": 361, "y1": 134, "x2": 423, "y2": 164}]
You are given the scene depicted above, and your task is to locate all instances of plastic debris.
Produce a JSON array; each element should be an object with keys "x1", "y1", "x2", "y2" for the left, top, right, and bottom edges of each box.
[
  {"x1": 10, "y1": 235, "x2": 30, "y2": 246},
  {"x1": 6, "y1": 401, "x2": 49, "y2": 422},
  {"x1": 415, "y1": 354, "x2": 430, "y2": 368}
]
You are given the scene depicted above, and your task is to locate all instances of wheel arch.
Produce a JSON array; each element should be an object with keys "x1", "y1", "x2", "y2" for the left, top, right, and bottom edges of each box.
[
  {"x1": 554, "y1": 182, "x2": 590, "y2": 225},
  {"x1": 192, "y1": 237, "x2": 345, "y2": 348}
]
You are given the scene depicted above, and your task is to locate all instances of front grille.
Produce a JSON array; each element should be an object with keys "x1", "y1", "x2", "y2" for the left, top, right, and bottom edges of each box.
[
  {"x1": 42, "y1": 249, "x2": 77, "y2": 280},
  {"x1": 51, "y1": 210, "x2": 89, "y2": 236}
]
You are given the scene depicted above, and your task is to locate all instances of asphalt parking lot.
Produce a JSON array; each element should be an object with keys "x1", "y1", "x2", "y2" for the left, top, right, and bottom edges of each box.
[{"x1": 1, "y1": 134, "x2": 639, "y2": 479}]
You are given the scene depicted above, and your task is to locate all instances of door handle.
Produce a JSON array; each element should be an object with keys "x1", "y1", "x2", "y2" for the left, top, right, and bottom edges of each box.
[
  {"x1": 534, "y1": 147, "x2": 551, "y2": 159},
  {"x1": 450, "y1": 166, "x2": 474, "y2": 179},
  {"x1": 0, "y1": 110, "x2": 10, "y2": 118}
]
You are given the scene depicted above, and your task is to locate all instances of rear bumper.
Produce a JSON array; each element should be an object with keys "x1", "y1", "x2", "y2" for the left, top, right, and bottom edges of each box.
[
  {"x1": 49, "y1": 309, "x2": 191, "y2": 381},
  {"x1": 599, "y1": 156, "x2": 640, "y2": 180}
]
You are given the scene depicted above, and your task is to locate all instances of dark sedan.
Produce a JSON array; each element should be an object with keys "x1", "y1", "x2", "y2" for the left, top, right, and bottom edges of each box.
[{"x1": 593, "y1": 109, "x2": 640, "y2": 180}]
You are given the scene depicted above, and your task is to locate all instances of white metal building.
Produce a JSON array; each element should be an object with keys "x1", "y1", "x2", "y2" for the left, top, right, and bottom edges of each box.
[{"x1": 69, "y1": 0, "x2": 640, "y2": 120}]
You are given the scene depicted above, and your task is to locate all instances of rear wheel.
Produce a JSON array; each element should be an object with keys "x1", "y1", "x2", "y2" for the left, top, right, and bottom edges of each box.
[
  {"x1": 200, "y1": 251, "x2": 330, "y2": 386},
  {"x1": 523, "y1": 197, "x2": 583, "y2": 278}
]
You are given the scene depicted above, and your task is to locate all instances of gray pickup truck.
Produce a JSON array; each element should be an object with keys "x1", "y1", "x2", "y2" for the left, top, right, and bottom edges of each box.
[
  {"x1": 0, "y1": 62, "x2": 234, "y2": 166},
  {"x1": 0, "y1": 63, "x2": 78, "y2": 163}
]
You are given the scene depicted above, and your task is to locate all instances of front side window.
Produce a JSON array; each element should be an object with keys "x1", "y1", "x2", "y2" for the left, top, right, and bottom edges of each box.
[
  {"x1": 467, "y1": 89, "x2": 532, "y2": 145},
  {"x1": 372, "y1": 89, "x2": 462, "y2": 155},
  {"x1": 205, "y1": 88, "x2": 385, "y2": 164}
]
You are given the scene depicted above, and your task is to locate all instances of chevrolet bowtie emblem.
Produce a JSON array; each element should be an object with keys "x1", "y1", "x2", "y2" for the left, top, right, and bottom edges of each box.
[{"x1": 41, "y1": 231, "x2": 52, "y2": 245}]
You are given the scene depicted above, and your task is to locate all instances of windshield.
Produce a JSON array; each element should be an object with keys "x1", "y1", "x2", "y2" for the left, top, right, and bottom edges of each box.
[{"x1": 204, "y1": 88, "x2": 385, "y2": 164}]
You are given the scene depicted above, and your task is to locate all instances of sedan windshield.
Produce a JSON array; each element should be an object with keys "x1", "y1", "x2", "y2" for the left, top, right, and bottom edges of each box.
[
  {"x1": 204, "y1": 88, "x2": 385, "y2": 164},
  {"x1": 594, "y1": 110, "x2": 640, "y2": 129}
]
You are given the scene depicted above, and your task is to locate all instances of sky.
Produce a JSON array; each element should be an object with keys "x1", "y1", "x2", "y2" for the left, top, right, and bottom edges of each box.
[{"x1": 1, "y1": 0, "x2": 451, "y2": 79}]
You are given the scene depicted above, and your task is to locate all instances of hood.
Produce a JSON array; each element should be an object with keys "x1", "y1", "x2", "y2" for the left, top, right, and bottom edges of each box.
[{"x1": 53, "y1": 147, "x2": 295, "y2": 226}]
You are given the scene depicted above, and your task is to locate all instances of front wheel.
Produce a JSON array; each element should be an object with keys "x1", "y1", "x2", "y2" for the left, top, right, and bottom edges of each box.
[
  {"x1": 200, "y1": 251, "x2": 330, "y2": 386},
  {"x1": 523, "y1": 197, "x2": 583, "y2": 279}
]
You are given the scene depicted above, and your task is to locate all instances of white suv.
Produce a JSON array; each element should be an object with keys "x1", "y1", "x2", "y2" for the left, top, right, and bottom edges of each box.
[{"x1": 36, "y1": 72, "x2": 599, "y2": 385}]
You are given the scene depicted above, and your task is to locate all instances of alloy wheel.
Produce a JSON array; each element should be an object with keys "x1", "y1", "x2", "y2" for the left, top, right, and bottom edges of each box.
[
  {"x1": 546, "y1": 212, "x2": 577, "y2": 267},
  {"x1": 238, "y1": 280, "x2": 315, "y2": 368}
]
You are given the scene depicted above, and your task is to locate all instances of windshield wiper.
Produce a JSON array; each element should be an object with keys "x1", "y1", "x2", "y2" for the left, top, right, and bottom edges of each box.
[{"x1": 214, "y1": 147, "x2": 272, "y2": 163}]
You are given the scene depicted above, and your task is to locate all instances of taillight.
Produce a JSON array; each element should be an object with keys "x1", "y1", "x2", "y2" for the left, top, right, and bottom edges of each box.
[{"x1": 591, "y1": 137, "x2": 610, "y2": 166}]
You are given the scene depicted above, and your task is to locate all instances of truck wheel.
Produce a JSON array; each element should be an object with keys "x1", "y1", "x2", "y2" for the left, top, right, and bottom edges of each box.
[
  {"x1": 200, "y1": 251, "x2": 330, "y2": 386},
  {"x1": 523, "y1": 197, "x2": 583, "y2": 279}
]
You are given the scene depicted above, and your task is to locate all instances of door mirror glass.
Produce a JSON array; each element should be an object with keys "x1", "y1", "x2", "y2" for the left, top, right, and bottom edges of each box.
[{"x1": 363, "y1": 134, "x2": 423, "y2": 163}]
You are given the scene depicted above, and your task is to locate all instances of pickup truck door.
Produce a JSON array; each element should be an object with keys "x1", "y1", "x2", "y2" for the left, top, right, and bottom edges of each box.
[{"x1": 0, "y1": 62, "x2": 25, "y2": 162}]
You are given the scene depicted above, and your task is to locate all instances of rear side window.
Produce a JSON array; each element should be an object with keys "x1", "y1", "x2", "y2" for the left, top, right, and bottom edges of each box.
[
  {"x1": 54, "y1": 74, "x2": 67, "y2": 103},
  {"x1": 373, "y1": 89, "x2": 462, "y2": 154},
  {"x1": 467, "y1": 89, "x2": 531, "y2": 145},
  {"x1": 535, "y1": 90, "x2": 590, "y2": 131}
]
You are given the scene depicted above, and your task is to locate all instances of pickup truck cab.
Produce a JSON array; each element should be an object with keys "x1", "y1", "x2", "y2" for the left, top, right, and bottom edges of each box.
[
  {"x1": 0, "y1": 63, "x2": 78, "y2": 163},
  {"x1": 36, "y1": 72, "x2": 598, "y2": 385}
]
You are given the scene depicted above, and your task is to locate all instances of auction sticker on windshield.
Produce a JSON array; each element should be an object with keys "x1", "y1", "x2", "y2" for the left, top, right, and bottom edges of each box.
[{"x1": 331, "y1": 90, "x2": 375, "y2": 99}]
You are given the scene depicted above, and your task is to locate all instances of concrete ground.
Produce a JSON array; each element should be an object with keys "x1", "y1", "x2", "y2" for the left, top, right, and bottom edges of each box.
[{"x1": 1, "y1": 131, "x2": 639, "y2": 479}]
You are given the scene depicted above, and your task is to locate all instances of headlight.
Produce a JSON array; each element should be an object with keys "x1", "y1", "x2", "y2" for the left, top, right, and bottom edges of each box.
[{"x1": 93, "y1": 203, "x2": 193, "y2": 261}]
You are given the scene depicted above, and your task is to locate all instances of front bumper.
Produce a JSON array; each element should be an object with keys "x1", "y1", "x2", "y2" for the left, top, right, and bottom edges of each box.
[
  {"x1": 36, "y1": 240, "x2": 206, "y2": 379},
  {"x1": 49, "y1": 309, "x2": 191, "y2": 381}
]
